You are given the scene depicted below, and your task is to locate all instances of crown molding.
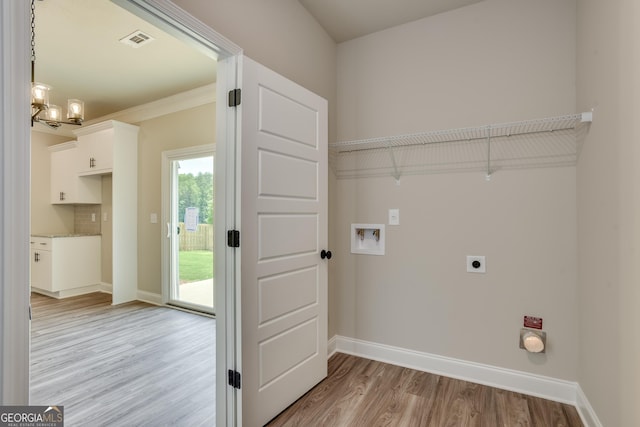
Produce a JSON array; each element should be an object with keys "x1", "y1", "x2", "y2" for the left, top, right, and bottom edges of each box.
[
  {"x1": 33, "y1": 83, "x2": 216, "y2": 138},
  {"x1": 87, "y1": 83, "x2": 216, "y2": 125}
]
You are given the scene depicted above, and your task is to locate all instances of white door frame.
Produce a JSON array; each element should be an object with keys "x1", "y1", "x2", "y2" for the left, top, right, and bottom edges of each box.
[
  {"x1": 108, "y1": 4, "x2": 243, "y2": 426},
  {"x1": 161, "y1": 144, "x2": 215, "y2": 312},
  {"x1": 0, "y1": 2, "x2": 242, "y2": 425},
  {"x1": 0, "y1": 1, "x2": 32, "y2": 405}
]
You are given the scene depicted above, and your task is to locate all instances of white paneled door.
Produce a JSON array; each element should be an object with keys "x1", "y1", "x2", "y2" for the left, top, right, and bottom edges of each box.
[{"x1": 239, "y1": 56, "x2": 328, "y2": 426}]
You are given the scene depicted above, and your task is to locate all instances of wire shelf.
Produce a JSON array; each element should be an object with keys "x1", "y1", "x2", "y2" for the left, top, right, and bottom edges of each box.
[{"x1": 329, "y1": 113, "x2": 592, "y2": 180}]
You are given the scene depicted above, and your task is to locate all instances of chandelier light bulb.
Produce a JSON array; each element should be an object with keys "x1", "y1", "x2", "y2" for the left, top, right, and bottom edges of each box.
[
  {"x1": 67, "y1": 99, "x2": 85, "y2": 122},
  {"x1": 45, "y1": 105, "x2": 61, "y2": 122},
  {"x1": 31, "y1": 82, "x2": 51, "y2": 107}
]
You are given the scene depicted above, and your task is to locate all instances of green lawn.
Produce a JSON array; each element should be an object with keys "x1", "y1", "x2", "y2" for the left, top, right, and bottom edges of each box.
[{"x1": 179, "y1": 250, "x2": 214, "y2": 282}]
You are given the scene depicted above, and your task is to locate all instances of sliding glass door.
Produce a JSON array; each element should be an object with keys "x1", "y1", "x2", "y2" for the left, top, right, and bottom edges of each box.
[{"x1": 166, "y1": 149, "x2": 215, "y2": 314}]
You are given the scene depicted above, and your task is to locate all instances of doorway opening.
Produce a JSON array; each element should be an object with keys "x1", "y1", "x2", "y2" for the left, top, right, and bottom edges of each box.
[
  {"x1": 165, "y1": 148, "x2": 215, "y2": 314},
  {"x1": 4, "y1": 0, "x2": 241, "y2": 422},
  {"x1": 24, "y1": 0, "x2": 239, "y2": 424}
]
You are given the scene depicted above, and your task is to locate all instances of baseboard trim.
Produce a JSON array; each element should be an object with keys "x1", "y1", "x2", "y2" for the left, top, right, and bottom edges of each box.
[
  {"x1": 136, "y1": 290, "x2": 163, "y2": 306},
  {"x1": 331, "y1": 335, "x2": 578, "y2": 406},
  {"x1": 575, "y1": 385, "x2": 603, "y2": 427},
  {"x1": 99, "y1": 282, "x2": 113, "y2": 294},
  {"x1": 31, "y1": 284, "x2": 103, "y2": 299},
  {"x1": 327, "y1": 335, "x2": 337, "y2": 358}
]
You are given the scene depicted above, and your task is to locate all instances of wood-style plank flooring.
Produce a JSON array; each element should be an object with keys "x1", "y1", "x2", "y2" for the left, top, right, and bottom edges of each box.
[
  {"x1": 30, "y1": 292, "x2": 216, "y2": 427},
  {"x1": 267, "y1": 352, "x2": 584, "y2": 427}
]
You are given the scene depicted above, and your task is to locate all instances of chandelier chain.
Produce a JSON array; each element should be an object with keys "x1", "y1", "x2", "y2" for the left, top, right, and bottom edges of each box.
[
  {"x1": 31, "y1": 0, "x2": 36, "y2": 62},
  {"x1": 30, "y1": 0, "x2": 85, "y2": 128}
]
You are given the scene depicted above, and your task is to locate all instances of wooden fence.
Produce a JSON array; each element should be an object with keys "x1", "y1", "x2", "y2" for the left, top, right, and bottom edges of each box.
[{"x1": 179, "y1": 223, "x2": 214, "y2": 251}]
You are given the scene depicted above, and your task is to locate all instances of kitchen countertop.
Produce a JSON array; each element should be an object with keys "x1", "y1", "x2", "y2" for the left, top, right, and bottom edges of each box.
[{"x1": 31, "y1": 233, "x2": 102, "y2": 238}]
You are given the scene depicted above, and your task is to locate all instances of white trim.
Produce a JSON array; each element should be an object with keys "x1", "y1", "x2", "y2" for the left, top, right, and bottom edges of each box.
[
  {"x1": 32, "y1": 285, "x2": 164, "y2": 307},
  {"x1": 84, "y1": 84, "x2": 216, "y2": 128},
  {"x1": 217, "y1": 54, "x2": 240, "y2": 427},
  {"x1": 31, "y1": 285, "x2": 103, "y2": 299},
  {"x1": 576, "y1": 385, "x2": 603, "y2": 427},
  {"x1": 72, "y1": 118, "x2": 141, "y2": 137},
  {"x1": 136, "y1": 290, "x2": 163, "y2": 306},
  {"x1": 327, "y1": 335, "x2": 337, "y2": 358},
  {"x1": 333, "y1": 335, "x2": 578, "y2": 405},
  {"x1": 1, "y1": 0, "x2": 31, "y2": 404},
  {"x1": 99, "y1": 282, "x2": 113, "y2": 295}
]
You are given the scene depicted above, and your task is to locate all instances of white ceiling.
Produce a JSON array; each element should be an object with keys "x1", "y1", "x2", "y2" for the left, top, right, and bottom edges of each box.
[
  {"x1": 34, "y1": 0, "x2": 484, "y2": 125},
  {"x1": 33, "y1": 0, "x2": 217, "y2": 122},
  {"x1": 298, "y1": 0, "x2": 485, "y2": 43}
]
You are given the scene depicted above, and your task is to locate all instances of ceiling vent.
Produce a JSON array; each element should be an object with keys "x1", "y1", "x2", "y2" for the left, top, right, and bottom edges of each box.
[{"x1": 119, "y1": 30, "x2": 155, "y2": 48}]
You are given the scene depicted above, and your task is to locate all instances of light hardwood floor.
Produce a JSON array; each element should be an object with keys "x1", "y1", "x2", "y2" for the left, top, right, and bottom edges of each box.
[
  {"x1": 30, "y1": 292, "x2": 216, "y2": 426},
  {"x1": 31, "y1": 292, "x2": 583, "y2": 426},
  {"x1": 267, "y1": 352, "x2": 584, "y2": 427}
]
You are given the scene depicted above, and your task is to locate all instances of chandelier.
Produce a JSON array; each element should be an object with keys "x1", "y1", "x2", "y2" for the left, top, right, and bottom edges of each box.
[{"x1": 30, "y1": 0, "x2": 84, "y2": 129}]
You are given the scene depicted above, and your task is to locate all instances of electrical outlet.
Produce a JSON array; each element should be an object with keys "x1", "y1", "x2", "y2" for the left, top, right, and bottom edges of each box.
[
  {"x1": 466, "y1": 256, "x2": 486, "y2": 273},
  {"x1": 91, "y1": 213, "x2": 96, "y2": 222}
]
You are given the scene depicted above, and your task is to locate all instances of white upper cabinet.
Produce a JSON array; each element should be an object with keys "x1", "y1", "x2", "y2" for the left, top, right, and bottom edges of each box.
[
  {"x1": 73, "y1": 120, "x2": 139, "y2": 176},
  {"x1": 49, "y1": 141, "x2": 102, "y2": 204},
  {"x1": 75, "y1": 124, "x2": 115, "y2": 175}
]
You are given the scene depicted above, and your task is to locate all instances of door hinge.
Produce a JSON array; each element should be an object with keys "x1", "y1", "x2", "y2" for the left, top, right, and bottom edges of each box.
[
  {"x1": 228, "y1": 88, "x2": 241, "y2": 107},
  {"x1": 227, "y1": 230, "x2": 240, "y2": 248},
  {"x1": 228, "y1": 369, "x2": 241, "y2": 389}
]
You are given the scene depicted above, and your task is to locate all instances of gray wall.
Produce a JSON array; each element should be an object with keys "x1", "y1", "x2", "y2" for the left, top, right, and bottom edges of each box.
[
  {"x1": 136, "y1": 103, "x2": 216, "y2": 294},
  {"x1": 173, "y1": 0, "x2": 337, "y2": 144},
  {"x1": 577, "y1": 0, "x2": 640, "y2": 425},
  {"x1": 333, "y1": 0, "x2": 578, "y2": 380}
]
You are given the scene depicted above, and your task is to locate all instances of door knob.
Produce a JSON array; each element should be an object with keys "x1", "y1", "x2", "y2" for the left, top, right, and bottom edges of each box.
[{"x1": 320, "y1": 249, "x2": 332, "y2": 260}]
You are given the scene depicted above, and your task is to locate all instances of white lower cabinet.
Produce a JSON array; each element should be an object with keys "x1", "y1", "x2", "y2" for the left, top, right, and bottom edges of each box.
[
  {"x1": 30, "y1": 235, "x2": 101, "y2": 292},
  {"x1": 30, "y1": 240, "x2": 52, "y2": 290}
]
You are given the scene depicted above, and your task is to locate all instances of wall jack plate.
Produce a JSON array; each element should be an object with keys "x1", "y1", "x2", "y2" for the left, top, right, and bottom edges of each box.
[{"x1": 466, "y1": 256, "x2": 486, "y2": 273}]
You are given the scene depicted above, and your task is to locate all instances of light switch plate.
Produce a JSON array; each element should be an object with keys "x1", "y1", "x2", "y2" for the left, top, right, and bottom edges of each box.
[
  {"x1": 388, "y1": 209, "x2": 400, "y2": 225},
  {"x1": 150, "y1": 213, "x2": 158, "y2": 224}
]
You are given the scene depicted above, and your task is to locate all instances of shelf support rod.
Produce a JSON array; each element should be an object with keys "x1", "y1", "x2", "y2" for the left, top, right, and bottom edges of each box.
[
  {"x1": 385, "y1": 141, "x2": 401, "y2": 183},
  {"x1": 486, "y1": 126, "x2": 492, "y2": 181}
]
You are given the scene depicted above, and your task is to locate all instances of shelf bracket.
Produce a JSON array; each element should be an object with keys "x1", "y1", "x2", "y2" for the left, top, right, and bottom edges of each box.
[
  {"x1": 385, "y1": 141, "x2": 401, "y2": 182},
  {"x1": 486, "y1": 126, "x2": 492, "y2": 181}
]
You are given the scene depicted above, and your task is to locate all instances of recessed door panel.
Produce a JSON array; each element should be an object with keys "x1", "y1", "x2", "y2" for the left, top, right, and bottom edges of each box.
[
  {"x1": 259, "y1": 266, "x2": 318, "y2": 324},
  {"x1": 258, "y1": 86, "x2": 318, "y2": 148},
  {"x1": 258, "y1": 214, "x2": 317, "y2": 260},
  {"x1": 258, "y1": 318, "x2": 318, "y2": 388},
  {"x1": 258, "y1": 150, "x2": 318, "y2": 199}
]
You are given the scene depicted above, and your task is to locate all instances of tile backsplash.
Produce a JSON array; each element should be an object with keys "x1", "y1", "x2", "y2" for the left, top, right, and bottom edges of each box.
[{"x1": 75, "y1": 205, "x2": 102, "y2": 234}]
